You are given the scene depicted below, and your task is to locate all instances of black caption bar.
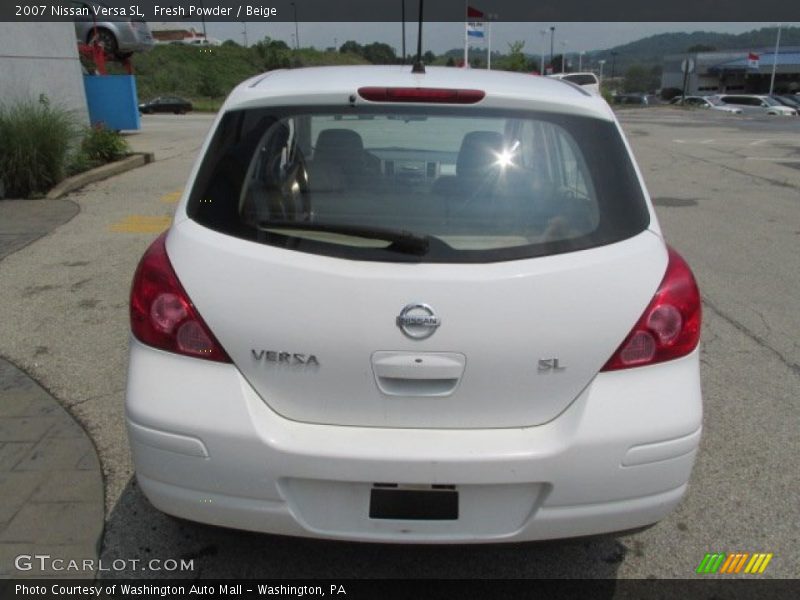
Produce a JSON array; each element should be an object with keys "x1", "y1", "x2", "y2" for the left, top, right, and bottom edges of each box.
[
  {"x1": 2, "y1": 579, "x2": 800, "y2": 600},
  {"x1": 3, "y1": 0, "x2": 800, "y2": 22}
]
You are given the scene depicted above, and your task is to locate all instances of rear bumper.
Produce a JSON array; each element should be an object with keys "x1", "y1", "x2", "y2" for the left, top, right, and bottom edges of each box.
[{"x1": 126, "y1": 339, "x2": 702, "y2": 543}]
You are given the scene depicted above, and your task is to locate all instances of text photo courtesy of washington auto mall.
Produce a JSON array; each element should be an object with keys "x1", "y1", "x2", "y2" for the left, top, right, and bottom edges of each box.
[{"x1": 0, "y1": 1, "x2": 799, "y2": 599}]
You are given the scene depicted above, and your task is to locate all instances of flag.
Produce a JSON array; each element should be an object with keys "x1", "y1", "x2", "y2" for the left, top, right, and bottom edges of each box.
[
  {"x1": 467, "y1": 5, "x2": 484, "y2": 38},
  {"x1": 467, "y1": 22, "x2": 484, "y2": 38},
  {"x1": 748, "y1": 52, "x2": 759, "y2": 68}
]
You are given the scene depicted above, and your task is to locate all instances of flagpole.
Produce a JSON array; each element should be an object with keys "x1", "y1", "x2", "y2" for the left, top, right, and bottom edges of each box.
[{"x1": 769, "y1": 23, "x2": 782, "y2": 95}]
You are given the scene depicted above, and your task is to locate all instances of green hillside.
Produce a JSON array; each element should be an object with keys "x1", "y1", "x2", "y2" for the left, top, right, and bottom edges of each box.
[
  {"x1": 111, "y1": 40, "x2": 368, "y2": 107},
  {"x1": 439, "y1": 26, "x2": 800, "y2": 72},
  {"x1": 589, "y1": 26, "x2": 800, "y2": 71}
]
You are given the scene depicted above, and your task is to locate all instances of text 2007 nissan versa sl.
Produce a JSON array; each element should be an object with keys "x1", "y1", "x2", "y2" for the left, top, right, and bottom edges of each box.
[{"x1": 126, "y1": 65, "x2": 702, "y2": 542}]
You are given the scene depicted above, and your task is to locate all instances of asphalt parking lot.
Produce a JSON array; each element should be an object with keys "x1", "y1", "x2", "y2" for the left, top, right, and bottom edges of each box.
[{"x1": 0, "y1": 107, "x2": 797, "y2": 579}]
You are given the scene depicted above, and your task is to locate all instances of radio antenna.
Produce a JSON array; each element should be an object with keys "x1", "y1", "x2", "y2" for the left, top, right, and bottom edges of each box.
[{"x1": 412, "y1": 0, "x2": 425, "y2": 73}]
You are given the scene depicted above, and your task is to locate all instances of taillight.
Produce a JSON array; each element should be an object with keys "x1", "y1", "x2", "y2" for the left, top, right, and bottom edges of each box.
[
  {"x1": 602, "y1": 246, "x2": 701, "y2": 371},
  {"x1": 130, "y1": 232, "x2": 231, "y2": 363},
  {"x1": 358, "y1": 87, "x2": 485, "y2": 104}
]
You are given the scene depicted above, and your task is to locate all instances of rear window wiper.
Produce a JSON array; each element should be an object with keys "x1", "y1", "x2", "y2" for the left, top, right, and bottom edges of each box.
[{"x1": 257, "y1": 220, "x2": 430, "y2": 255}]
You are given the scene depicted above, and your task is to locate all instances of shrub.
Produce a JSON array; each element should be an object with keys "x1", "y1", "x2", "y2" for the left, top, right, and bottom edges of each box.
[
  {"x1": 0, "y1": 96, "x2": 77, "y2": 198},
  {"x1": 80, "y1": 124, "x2": 130, "y2": 163}
]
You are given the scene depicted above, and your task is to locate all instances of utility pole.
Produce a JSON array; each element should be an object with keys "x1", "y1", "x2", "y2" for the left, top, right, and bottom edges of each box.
[
  {"x1": 199, "y1": 0, "x2": 207, "y2": 40},
  {"x1": 579, "y1": 51, "x2": 585, "y2": 71},
  {"x1": 401, "y1": 0, "x2": 406, "y2": 64},
  {"x1": 549, "y1": 26, "x2": 555, "y2": 73},
  {"x1": 539, "y1": 29, "x2": 547, "y2": 75},
  {"x1": 769, "y1": 24, "x2": 782, "y2": 95},
  {"x1": 241, "y1": 22, "x2": 248, "y2": 48},
  {"x1": 291, "y1": 2, "x2": 300, "y2": 50}
]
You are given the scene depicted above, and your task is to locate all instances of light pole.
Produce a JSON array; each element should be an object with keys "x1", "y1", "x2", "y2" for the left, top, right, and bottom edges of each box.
[
  {"x1": 598, "y1": 59, "x2": 606, "y2": 81},
  {"x1": 579, "y1": 51, "x2": 585, "y2": 71},
  {"x1": 291, "y1": 2, "x2": 300, "y2": 50},
  {"x1": 241, "y1": 21, "x2": 248, "y2": 48},
  {"x1": 198, "y1": 0, "x2": 207, "y2": 40},
  {"x1": 401, "y1": 0, "x2": 406, "y2": 64},
  {"x1": 769, "y1": 23, "x2": 782, "y2": 95},
  {"x1": 539, "y1": 29, "x2": 547, "y2": 75},
  {"x1": 560, "y1": 40, "x2": 567, "y2": 73},
  {"x1": 549, "y1": 26, "x2": 555, "y2": 72}
]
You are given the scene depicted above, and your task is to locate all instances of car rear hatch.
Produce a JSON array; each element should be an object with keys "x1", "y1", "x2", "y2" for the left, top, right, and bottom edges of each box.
[
  {"x1": 173, "y1": 97, "x2": 658, "y2": 428},
  {"x1": 168, "y1": 224, "x2": 665, "y2": 428}
]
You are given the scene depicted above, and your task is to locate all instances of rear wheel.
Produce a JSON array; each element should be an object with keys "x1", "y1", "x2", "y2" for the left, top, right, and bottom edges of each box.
[{"x1": 87, "y1": 28, "x2": 118, "y2": 57}]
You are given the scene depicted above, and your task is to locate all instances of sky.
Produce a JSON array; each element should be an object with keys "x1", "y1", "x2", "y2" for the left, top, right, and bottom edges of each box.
[{"x1": 159, "y1": 22, "x2": 798, "y2": 57}]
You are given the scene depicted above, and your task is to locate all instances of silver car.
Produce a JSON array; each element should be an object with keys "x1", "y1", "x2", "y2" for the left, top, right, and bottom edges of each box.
[
  {"x1": 671, "y1": 96, "x2": 743, "y2": 114},
  {"x1": 70, "y1": 0, "x2": 154, "y2": 59},
  {"x1": 714, "y1": 94, "x2": 797, "y2": 116}
]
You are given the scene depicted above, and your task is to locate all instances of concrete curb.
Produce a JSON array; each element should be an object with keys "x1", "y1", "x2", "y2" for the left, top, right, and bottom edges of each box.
[{"x1": 46, "y1": 152, "x2": 155, "y2": 200}]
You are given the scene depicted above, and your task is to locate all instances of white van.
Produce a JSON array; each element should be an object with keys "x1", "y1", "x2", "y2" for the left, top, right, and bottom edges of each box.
[{"x1": 126, "y1": 65, "x2": 702, "y2": 543}]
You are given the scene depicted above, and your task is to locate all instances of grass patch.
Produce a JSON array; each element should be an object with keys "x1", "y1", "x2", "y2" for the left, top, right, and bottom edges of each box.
[
  {"x1": 0, "y1": 96, "x2": 78, "y2": 198},
  {"x1": 190, "y1": 97, "x2": 225, "y2": 113}
]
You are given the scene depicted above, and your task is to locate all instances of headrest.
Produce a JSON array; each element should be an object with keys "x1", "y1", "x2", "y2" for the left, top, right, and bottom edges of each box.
[
  {"x1": 314, "y1": 129, "x2": 365, "y2": 159},
  {"x1": 456, "y1": 131, "x2": 505, "y2": 178}
]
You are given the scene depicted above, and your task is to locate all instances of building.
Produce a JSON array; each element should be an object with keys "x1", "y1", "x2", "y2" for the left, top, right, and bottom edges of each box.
[
  {"x1": 662, "y1": 47, "x2": 800, "y2": 95},
  {"x1": 0, "y1": 22, "x2": 89, "y2": 124}
]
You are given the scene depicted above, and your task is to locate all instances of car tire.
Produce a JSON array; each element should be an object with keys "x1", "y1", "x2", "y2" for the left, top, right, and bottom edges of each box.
[{"x1": 87, "y1": 28, "x2": 118, "y2": 58}]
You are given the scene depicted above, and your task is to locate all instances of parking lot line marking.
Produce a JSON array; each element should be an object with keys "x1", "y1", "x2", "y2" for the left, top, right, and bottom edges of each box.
[
  {"x1": 109, "y1": 215, "x2": 172, "y2": 233},
  {"x1": 745, "y1": 157, "x2": 800, "y2": 163},
  {"x1": 749, "y1": 139, "x2": 771, "y2": 146},
  {"x1": 161, "y1": 190, "x2": 183, "y2": 203}
]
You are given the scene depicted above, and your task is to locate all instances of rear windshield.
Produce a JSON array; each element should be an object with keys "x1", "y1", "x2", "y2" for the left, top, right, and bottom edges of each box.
[
  {"x1": 562, "y1": 74, "x2": 598, "y2": 86},
  {"x1": 187, "y1": 106, "x2": 649, "y2": 263}
]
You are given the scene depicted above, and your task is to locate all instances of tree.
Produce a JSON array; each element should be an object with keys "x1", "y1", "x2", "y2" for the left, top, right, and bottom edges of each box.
[
  {"x1": 253, "y1": 37, "x2": 291, "y2": 70},
  {"x1": 504, "y1": 41, "x2": 528, "y2": 72},
  {"x1": 339, "y1": 40, "x2": 363, "y2": 56},
  {"x1": 361, "y1": 42, "x2": 396, "y2": 64},
  {"x1": 423, "y1": 50, "x2": 436, "y2": 64},
  {"x1": 622, "y1": 65, "x2": 652, "y2": 92},
  {"x1": 687, "y1": 44, "x2": 716, "y2": 52},
  {"x1": 446, "y1": 56, "x2": 455, "y2": 67}
]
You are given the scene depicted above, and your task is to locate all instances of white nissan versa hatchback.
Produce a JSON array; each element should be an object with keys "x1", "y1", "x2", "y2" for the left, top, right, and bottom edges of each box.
[{"x1": 126, "y1": 65, "x2": 702, "y2": 543}]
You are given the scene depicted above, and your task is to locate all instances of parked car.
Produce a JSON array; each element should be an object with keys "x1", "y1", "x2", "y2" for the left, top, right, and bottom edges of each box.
[
  {"x1": 613, "y1": 93, "x2": 649, "y2": 105},
  {"x1": 548, "y1": 72, "x2": 601, "y2": 95},
  {"x1": 771, "y1": 95, "x2": 800, "y2": 110},
  {"x1": 71, "y1": 1, "x2": 154, "y2": 59},
  {"x1": 138, "y1": 97, "x2": 193, "y2": 115},
  {"x1": 714, "y1": 94, "x2": 797, "y2": 116},
  {"x1": 670, "y1": 95, "x2": 743, "y2": 114},
  {"x1": 126, "y1": 65, "x2": 702, "y2": 543}
]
